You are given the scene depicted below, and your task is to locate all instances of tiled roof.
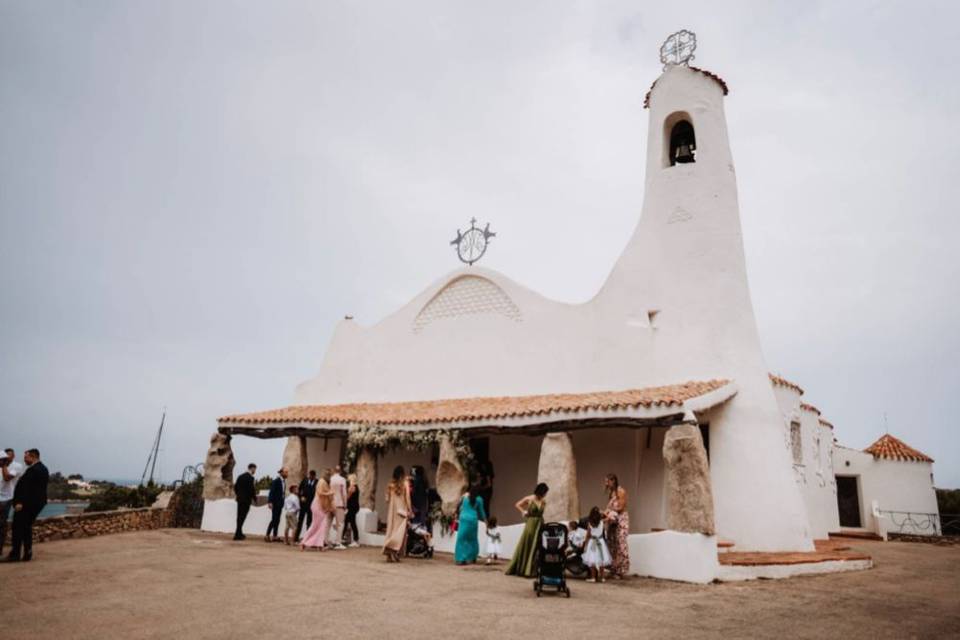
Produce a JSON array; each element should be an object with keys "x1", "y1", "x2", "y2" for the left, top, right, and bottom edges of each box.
[
  {"x1": 800, "y1": 402, "x2": 821, "y2": 415},
  {"x1": 769, "y1": 373, "x2": 804, "y2": 395},
  {"x1": 864, "y1": 434, "x2": 934, "y2": 463},
  {"x1": 643, "y1": 66, "x2": 730, "y2": 109},
  {"x1": 218, "y1": 379, "x2": 731, "y2": 427},
  {"x1": 818, "y1": 418, "x2": 834, "y2": 430}
]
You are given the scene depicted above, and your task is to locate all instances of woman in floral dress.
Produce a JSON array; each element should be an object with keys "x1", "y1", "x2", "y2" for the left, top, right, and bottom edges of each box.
[{"x1": 603, "y1": 473, "x2": 630, "y2": 578}]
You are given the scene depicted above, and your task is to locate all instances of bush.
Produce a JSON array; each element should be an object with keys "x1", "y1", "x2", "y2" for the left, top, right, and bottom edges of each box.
[
  {"x1": 169, "y1": 477, "x2": 204, "y2": 528},
  {"x1": 85, "y1": 483, "x2": 163, "y2": 513},
  {"x1": 937, "y1": 488, "x2": 960, "y2": 536}
]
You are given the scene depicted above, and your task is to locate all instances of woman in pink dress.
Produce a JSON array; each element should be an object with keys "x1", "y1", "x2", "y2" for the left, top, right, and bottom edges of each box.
[
  {"x1": 603, "y1": 473, "x2": 630, "y2": 578},
  {"x1": 300, "y1": 469, "x2": 334, "y2": 551}
]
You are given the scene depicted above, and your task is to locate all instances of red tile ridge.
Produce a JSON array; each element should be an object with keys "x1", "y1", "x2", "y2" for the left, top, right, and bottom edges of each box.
[
  {"x1": 768, "y1": 373, "x2": 804, "y2": 395},
  {"x1": 864, "y1": 433, "x2": 933, "y2": 463}
]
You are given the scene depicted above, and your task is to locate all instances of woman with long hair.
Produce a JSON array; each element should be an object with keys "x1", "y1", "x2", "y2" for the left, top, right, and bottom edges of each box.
[
  {"x1": 343, "y1": 473, "x2": 360, "y2": 547},
  {"x1": 300, "y1": 468, "x2": 335, "y2": 551},
  {"x1": 603, "y1": 473, "x2": 630, "y2": 578},
  {"x1": 382, "y1": 465, "x2": 411, "y2": 562},
  {"x1": 505, "y1": 482, "x2": 548, "y2": 577},
  {"x1": 454, "y1": 484, "x2": 487, "y2": 565}
]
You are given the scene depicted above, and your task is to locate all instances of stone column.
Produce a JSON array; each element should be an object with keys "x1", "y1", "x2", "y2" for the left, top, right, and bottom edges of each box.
[
  {"x1": 662, "y1": 417, "x2": 715, "y2": 535},
  {"x1": 435, "y1": 434, "x2": 467, "y2": 516},
  {"x1": 282, "y1": 436, "x2": 308, "y2": 492},
  {"x1": 203, "y1": 432, "x2": 236, "y2": 500},
  {"x1": 356, "y1": 446, "x2": 378, "y2": 511},
  {"x1": 537, "y1": 432, "x2": 580, "y2": 523}
]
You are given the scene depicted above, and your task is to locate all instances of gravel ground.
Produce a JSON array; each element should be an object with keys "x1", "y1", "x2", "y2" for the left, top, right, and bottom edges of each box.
[{"x1": 2, "y1": 529, "x2": 958, "y2": 639}]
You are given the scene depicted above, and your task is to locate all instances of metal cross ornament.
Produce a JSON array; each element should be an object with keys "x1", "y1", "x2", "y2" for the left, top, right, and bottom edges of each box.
[
  {"x1": 659, "y1": 30, "x2": 697, "y2": 69},
  {"x1": 450, "y1": 217, "x2": 496, "y2": 266}
]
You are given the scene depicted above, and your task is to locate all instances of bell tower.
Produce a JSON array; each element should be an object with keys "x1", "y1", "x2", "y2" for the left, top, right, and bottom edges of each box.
[{"x1": 598, "y1": 33, "x2": 815, "y2": 552}]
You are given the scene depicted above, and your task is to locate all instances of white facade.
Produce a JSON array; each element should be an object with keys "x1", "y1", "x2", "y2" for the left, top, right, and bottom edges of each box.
[
  {"x1": 832, "y1": 445, "x2": 940, "y2": 536},
  {"x1": 282, "y1": 64, "x2": 812, "y2": 553},
  {"x1": 768, "y1": 375, "x2": 940, "y2": 539}
]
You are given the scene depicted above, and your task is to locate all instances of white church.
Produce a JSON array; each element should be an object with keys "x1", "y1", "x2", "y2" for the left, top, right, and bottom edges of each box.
[{"x1": 201, "y1": 34, "x2": 940, "y2": 582}]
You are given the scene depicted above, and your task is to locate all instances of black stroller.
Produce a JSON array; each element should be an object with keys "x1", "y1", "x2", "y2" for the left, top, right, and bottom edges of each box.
[
  {"x1": 406, "y1": 521, "x2": 434, "y2": 559},
  {"x1": 534, "y1": 522, "x2": 571, "y2": 597}
]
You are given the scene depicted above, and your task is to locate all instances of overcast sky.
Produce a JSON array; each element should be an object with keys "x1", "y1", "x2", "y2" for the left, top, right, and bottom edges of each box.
[{"x1": 1, "y1": 1, "x2": 958, "y2": 488}]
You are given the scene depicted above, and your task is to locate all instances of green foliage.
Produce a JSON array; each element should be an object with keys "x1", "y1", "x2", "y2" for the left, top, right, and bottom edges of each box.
[
  {"x1": 936, "y1": 488, "x2": 960, "y2": 514},
  {"x1": 85, "y1": 483, "x2": 163, "y2": 513},
  {"x1": 67, "y1": 473, "x2": 84, "y2": 481},
  {"x1": 255, "y1": 475, "x2": 273, "y2": 491},
  {"x1": 169, "y1": 477, "x2": 204, "y2": 528},
  {"x1": 47, "y1": 472, "x2": 82, "y2": 500}
]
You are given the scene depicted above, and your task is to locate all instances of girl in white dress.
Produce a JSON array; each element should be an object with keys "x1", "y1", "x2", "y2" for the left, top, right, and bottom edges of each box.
[
  {"x1": 582, "y1": 506, "x2": 612, "y2": 583},
  {"x1": 485, "y1": 516, "x2": 502, "y2": 564}
]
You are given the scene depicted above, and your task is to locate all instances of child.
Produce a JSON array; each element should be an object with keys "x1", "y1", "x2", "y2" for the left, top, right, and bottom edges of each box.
[
  {"x1": 283, "y1": 485, "x2": 300, "y2": 545},
  {"x1": 582, "y1": 506, "x2": 612, "y2": 583},
  {"x1": 485, "y1": 516, "x2": 502, "y2": 565},
  {"x1": 568, "y1": 520, "x2": 586, "y2": 553}
]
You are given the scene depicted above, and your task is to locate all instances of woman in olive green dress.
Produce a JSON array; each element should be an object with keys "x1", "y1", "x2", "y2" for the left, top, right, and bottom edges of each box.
[{"x1": 505, "y1": 483, "x2": 549, "y2": 577}]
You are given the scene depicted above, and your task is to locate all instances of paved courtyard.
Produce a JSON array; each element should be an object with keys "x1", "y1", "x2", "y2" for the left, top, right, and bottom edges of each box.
[{"x1": 3, "y1": 529, "x2": 958, "y2": 639}]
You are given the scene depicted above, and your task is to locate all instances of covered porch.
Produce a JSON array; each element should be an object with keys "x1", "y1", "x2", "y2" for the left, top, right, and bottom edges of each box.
[{"x1": 202, "y1": 379, "x2": 736, "y2": 583}]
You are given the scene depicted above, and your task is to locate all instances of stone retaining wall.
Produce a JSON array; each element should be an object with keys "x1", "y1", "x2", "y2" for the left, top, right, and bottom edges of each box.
[
  {"x1": 888, "y1": 532, "x2": 960, "y2": 546},
  {"x1": 4, "y1": 507, "x2": 173, "y2": 544}
]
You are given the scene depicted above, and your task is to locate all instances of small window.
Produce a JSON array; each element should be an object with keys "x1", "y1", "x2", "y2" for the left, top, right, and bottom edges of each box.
[
  {"x1": 790, "y1": 421, "x2": 802, "y2": 465},
  {"x1": 669, "y1": 120, "x2": 696, "y2": 165}
]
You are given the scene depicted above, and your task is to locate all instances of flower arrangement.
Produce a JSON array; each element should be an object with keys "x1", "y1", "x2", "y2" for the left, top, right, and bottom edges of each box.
[{"x1": 342, "y1": 425, "x2": 474, "y2": 473}]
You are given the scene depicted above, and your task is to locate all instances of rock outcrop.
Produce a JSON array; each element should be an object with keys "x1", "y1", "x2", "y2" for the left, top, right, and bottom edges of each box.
[
  {"x1": 663, "y1": 423, "x2": 715, "y2": 535},
  {"x1": 356, "y1": 447, "x2": 378, "y2": 511},
  {"x1": 435, "y1": 435, "x2": 467, "y2": 516},
  {"x1": 537, "y1": 432, "x2": 580, "y2": 522},
  {"x1": 282, "y1": 436, "x2": 308, "y2": 492},
  {"x1": 203, "y1": 432, "x2": 236, "y2": 500}
]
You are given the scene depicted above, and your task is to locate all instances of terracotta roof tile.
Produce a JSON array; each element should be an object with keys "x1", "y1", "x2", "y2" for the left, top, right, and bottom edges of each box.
[
  {"x1": 769, "y1": 373, "x2": 804, "y2": 395},
  {"x1": 818, "y1": 418, "x2": 834, "y2": 430},
  {"x1": 800, "y1": 402, "x2": 821, "y2": 415},
  {"x1": 218, "y1": 379, "x2": 731, "y2": 427},
  {"x1": 643, "y1": 66, "x2": 729, "y2": 109},
  {"x1": 864, "y1": 433, "x2": 933, "y2": 463}
]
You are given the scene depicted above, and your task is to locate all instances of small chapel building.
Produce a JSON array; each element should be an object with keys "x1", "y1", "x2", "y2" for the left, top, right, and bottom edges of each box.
[{"x1": 201, "y1": 41, "x2": 940, "y2": 582}]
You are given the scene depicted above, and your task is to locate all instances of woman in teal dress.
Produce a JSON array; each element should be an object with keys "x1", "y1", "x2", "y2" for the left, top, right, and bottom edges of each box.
[
  {"x1": 505, "y1": 482, "x2": 549, "y2": 577},
  {"x1": 454, "y1": 486, "x2": 487, "y2": 564}
]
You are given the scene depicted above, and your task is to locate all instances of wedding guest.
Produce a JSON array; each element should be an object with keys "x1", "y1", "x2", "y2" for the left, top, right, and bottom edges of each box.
[
  {"x1": 343, "y1": 473, "x2": 360, "y2": 547},
  {"x1": 300, "y1": 469, "x2": 334, "y2": 551},
  {"x1": 265, "y1": 468, "x2": 288, "y2": 543},
  {"x1": 233, "y1": 463, "x2": 257, "y2": 541},
  {"x1": 295, "y1": 470, "x2": 318, "y2": 542},
  {"x1": 283, "y1": 485, "x2": 300, "y2": 545},
  {"x1": 382, "y1": 466, "x2": 411, "y2": 562},
  {"x1": 454, "y1": 485, "x2": 486, "y2": 565},
  {"x1": 505, "y1": 482, "x2": 548, "y2": 577},
  {"x1": 329, "y1": 465, "x2": 348, "y2": 550},
  {"x1": 484, "y1": 516, "x2": 502, "y2": 565},
  {"x1": 0, "y1": 448, "x2": 24, "y2": 557},
  {"x1": 7, "y1": 448, "x2": 48, "y2": 562},
  {"x1": 604, "y1": 473, "x2": 630, "y2": 578},
  {"x1": 583, "y1": 506, "x2": 612, "y2": 583},
  {"x1": 410, "y1": 465, "x2": 429, "y2": 527}
]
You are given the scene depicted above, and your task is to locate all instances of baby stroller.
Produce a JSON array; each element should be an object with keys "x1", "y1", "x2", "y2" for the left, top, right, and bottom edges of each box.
[
  {"x1": 534, "y1": 522, "x2": 571, "y2": 597},
  {"x1": 406, "y1": 521, "x2": 434, "y2": 559}
]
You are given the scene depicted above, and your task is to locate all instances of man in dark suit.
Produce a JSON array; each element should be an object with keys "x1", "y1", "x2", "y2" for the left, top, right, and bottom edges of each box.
[
  {"x1": 233, "y1": 463, "x2": 257, "y2": 541},
  {"x1": 265, "y1": 467, "x2": 288, "y2": 542},
  {"x1": 8, "y1": 448, "x2": 49, "y2": 562},
  {"x1": 295, "y1": 469, "x2": 318, "y2": 542}
]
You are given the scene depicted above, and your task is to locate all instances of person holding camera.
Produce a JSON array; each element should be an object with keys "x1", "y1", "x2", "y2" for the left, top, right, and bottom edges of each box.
[{"x1": 0, "y1": 448, "x2": 25, "y2": 557}]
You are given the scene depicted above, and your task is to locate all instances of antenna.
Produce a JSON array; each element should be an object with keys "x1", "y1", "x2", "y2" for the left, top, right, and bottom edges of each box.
[{"x1": 140, "y1": 408, "x2": 166, "y2": 486}]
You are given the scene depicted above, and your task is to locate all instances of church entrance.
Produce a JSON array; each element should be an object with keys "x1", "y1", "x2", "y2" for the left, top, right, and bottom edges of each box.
[{"x1": 836, "y1": 475, "x2": 862, "y2": 528}]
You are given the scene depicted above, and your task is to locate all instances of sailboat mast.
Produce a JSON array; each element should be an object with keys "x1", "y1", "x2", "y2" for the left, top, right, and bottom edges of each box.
[{"x1": 140, "y1": 408, "x2": 166, "y2": 486}]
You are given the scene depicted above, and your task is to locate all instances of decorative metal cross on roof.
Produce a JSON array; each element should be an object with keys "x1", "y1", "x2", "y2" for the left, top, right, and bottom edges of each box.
[
  {"x1": 450, "y1": 217, "x2": 496, "y2": 266},
  {"x1": 660, "y1": 30, "x2": 697, "y2": 69}
]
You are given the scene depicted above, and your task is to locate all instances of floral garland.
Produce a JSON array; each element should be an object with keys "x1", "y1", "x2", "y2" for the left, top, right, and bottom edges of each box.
[{"x1": 342, "y1": 425, "x2": 474, "y2": 472}]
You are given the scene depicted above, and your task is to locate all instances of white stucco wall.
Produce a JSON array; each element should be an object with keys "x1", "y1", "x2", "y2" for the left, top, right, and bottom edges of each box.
[
  {"x1": 832, "y1": 446, "x2": 940, "y2": 535},
  {"x1": 271, "y1": 65, "x2": 813, "y2": 552}
]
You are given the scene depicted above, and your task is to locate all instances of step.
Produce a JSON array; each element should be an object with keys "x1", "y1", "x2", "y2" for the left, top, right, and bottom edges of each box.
[
  {"x1": 828, "y1": 530, "x2": 883, "y2": 542},
  {"x1": 717, "y1": 540, "x2": 736, "y2": 553}
]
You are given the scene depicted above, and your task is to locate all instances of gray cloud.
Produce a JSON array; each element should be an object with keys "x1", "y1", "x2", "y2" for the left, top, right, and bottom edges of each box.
[{"x1": 1, "y1": 1, "x2": 957, "y2": 486}]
